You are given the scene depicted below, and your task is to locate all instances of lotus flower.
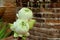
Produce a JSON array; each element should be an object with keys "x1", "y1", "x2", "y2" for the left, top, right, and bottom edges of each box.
[
  {"x1": 10, "y1": 19, "x2": 30, "y2": 37},
  {"x1": 10, "y1": 8, "x2": 36, "y2": 40}
]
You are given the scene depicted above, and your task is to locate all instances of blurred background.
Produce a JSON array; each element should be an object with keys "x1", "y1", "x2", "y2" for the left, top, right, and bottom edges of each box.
[{"x1": 0, "y1": 0, "x2": 60, "y2": 40}]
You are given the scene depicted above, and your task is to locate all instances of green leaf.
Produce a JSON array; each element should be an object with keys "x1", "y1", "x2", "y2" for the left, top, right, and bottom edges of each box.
[
  {"x1": 28, "y1": 19, "x2": 36, "y2": 29},
  {"x1": 3, "y1": 31, "x2": 11, "y2": 38},
  {"x1": 22, "y1": 36, "x2": 27, "y2": 40},
  {"x1": 0, "y1": 24, "x2": 7, "y2": 39}
]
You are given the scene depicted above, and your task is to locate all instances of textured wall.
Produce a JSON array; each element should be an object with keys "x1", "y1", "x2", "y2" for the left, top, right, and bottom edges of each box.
[
  {"x1": 2, "y1": 7, "x2": 16, "y2": 23},
  {"x1": 28, "y1": 8, "x2": 60, "y2": 40},
  {"x1": 0, "y1": 0, "x2": 17, "y2": 23}
]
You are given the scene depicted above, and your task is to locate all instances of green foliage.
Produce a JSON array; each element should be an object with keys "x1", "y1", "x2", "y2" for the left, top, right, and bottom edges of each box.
[{"x1": 0, "y1": 22, "x2": 12, "y2": 39}]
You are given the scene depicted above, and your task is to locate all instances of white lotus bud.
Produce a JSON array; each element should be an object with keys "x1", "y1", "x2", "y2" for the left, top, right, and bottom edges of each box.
[{"x1": 16, "y1": 8, "x2": 33, "y2": 20}]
